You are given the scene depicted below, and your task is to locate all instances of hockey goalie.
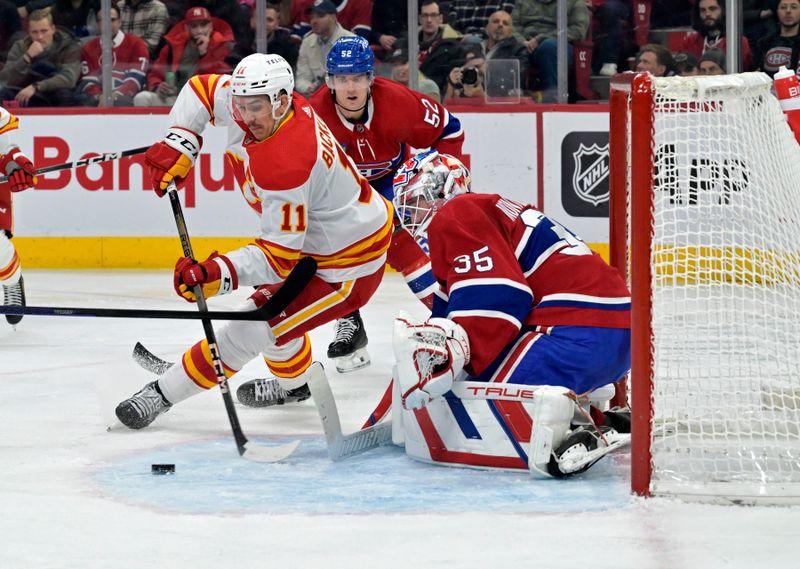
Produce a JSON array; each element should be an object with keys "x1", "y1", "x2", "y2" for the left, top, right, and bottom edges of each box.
[{"x1": 389, "y1": 151, "x2": 632, "y2": 477}]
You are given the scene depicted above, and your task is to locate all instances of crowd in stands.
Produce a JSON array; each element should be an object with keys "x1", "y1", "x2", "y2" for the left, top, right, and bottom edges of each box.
[{"x1": 1, "y1": 0, "x2": 799, "y2": 107}]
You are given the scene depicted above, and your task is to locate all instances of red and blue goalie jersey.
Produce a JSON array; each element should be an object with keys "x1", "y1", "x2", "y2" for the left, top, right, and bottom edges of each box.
[
  {"x1": 428, "y1": 194, "x2": 631, "y2": 376},
  {"x1": 309, "y1": 77, "x2": 464, "y2": 199}
]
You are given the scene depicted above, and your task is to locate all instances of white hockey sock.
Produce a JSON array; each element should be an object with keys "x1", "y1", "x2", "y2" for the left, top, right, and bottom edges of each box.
[
  {"x1": 157, "y1": 362, "x2": 205, "y2": 405},
  {"x1": 0, "y1": 233, "x2": 21, "y2": 285}
]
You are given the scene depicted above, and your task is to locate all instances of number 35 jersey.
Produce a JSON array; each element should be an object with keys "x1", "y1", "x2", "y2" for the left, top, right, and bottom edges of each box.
[
  {"x1": 309, "y1": 77, "x2": 464, "y2": 199},
  {"x1": 428, "y1": 194, "x2": 631, "y2": 375}
]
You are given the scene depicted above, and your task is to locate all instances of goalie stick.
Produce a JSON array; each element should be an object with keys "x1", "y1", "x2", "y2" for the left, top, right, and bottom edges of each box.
[
  {"x1": 164, "y1": 182, "x2": 310, "y2": 463},
  {"x1": 306, "y1": 361, "x2": 393, "y2": 461},
  {"x1": 0, "y1": 146, "x2": 149, "y2": 183}
]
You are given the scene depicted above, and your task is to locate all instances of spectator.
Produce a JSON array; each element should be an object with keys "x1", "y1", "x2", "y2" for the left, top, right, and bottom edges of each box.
[
  {"x1": 635, "y1": 43, "x2": 673, "y2": 77},
  {"x1": 678, "y1": 0, "x2": 752, "y2": 71},
  {"x1": 419, "y1": 0, "x2": 464, "y2": 95},
  {"x1": 698, "y1": 48, "x2": 726, "y2": 75},
  {"x1": 449, "y1": 0, "x2": 517, "y2": 36},
  {"x1": 591, "y1": 0, "x2": 630, "y2": 76},
  {"x1": 370, "y1": 0, "x2": 406, "y2": 55},
  {"x1": 189, "y1": 0, "x2": 250, "y2": 61},
  {"x1": 245, "y1": 3, "x2": 299, "y2": 70},
  {"x1": 76, "y1": 5, "x2": 149, "y2": 106},
  {"x1": 387, "y1": 43, "x2": 441, "y2": 101},
  {"x1": 445, "y1": 47, "x2": 487, "y2": 100},
  {"x1": 133, "y1": 6, "x2": 233, "y2": 106},
  {"x1": 481, "y1": 9, "x2": 529, "y2": 87},
  {"x1": 744, "y1": 0, "x2": 778, "y2": 47},
  {"x1": 294, "y1": 0, "x2": 354, "y2": 96},
  {"x1": 291, "y1": 0, "x2": 372, "y2": 41},
  {"x1": 0, "y1": 0, "x2": 24, "y2": 68},
  {"x1": 118, "y1": 0, "x2": 170, "y2": 59},
  {"x1": 53, "y1": 0, "x2": 94, "y2": 39},
  {"x1": 673, "y1": 51, "x2": 699, "y2": 76},
  {"x1": 512, "y1": 0, "x2": 590, "y2": 102},
  {"x1": 754, "y1": 0, "x2": 800, "y2": 77},
  {"x1": 0, "y1": 7, "x2": 80, "y2": 107}
]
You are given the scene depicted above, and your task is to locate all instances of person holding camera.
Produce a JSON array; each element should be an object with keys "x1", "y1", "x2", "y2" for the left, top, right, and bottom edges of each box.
[{"x1": 445, "y1": 49, "x2": 486, "y2": 99}]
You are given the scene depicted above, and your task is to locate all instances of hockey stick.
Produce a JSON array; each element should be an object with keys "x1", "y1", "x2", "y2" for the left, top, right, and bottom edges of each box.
[
  {"x1": 0, "y1": 282, "x2": 314, "y2": 320},
  {"x1": 361, "y1": 379, "x2": 393, "y2": 429},
  {"x1": 0, "y1": 146, "x2": 149, "y2": 183},
  {"x1": 165, "y1": 181, "x2": 304, "y2": 463},
  {"x1": 306, "y1": 361, "x2": 393, "y2": 461},
  {"x1": 132, "y1": 341, "x2": 174, "y2": 375}
]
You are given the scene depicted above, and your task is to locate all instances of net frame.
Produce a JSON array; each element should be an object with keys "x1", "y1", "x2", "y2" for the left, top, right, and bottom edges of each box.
[{"x1": 609, "y1": 72, "x2": 800, "y2": 505}]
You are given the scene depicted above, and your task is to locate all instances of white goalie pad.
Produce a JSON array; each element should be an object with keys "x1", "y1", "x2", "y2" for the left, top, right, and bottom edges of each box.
[{"x1": 392, "y1": 376, "x2": 576, "y2": 473}]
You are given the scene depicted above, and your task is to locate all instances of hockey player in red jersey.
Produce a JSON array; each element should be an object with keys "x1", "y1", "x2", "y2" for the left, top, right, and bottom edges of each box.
[
  {"x1": 115, "y1": 53, "x2": 393, "y2": 429},
  {"x1": 390, "y1": 151, "x2": 631, "y2": 478},
  {"x1": 306, "y1": 35, "x2": 464, "y2": 376},
  {"x1": 0, "y1": 106, "x2": 36, "y2": 327}
]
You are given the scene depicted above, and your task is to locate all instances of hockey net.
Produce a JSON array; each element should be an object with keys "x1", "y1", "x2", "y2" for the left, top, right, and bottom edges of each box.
[{"x1": 609, "y1": 72, "x2": 800, "y2": 504}]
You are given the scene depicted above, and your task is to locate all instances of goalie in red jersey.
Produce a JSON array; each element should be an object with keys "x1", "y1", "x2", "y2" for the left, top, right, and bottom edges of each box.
[
  {"x1": 389, "y1": 150, "x2": 632, "y2": 478},
  {"x1": 307, "y1": 36, "x2": 465, "y2": 375},
  {"x1": 0, "y1": 106, "x2": 37, "y2": 328}
]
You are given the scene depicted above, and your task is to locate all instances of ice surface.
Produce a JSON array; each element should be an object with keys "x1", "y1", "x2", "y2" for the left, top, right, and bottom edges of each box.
[{"x1": 1, "y1": 271, "x2": 797, "y2": 568}]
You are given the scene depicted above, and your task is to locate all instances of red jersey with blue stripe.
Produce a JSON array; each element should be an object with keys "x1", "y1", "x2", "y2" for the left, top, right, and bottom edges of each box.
[
  {"x1": 428, "y1": 194, "x2": 631, "y2": 376},
  {"x1": 309, "y1": 77, "x2": 465, "y2": 199}
]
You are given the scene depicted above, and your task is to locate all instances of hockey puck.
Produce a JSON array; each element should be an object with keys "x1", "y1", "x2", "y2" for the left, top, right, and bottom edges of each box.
[{"x1": 151, "y1": 464, "x2": 175, "y2": 475}]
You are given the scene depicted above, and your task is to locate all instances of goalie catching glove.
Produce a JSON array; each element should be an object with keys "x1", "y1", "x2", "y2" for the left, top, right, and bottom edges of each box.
[
  {"x1": 145, "y1": 127, "x2": 202, "y2": 196},
  {"x1": 393, "y1": 312, "x2": 470, "y2": 410},
  {"x1": 0, "y1": 147, "x2": 36, "y2": 192},
  {"x1": 174, "y1": 251, "x2": 238, "y2": 302}
]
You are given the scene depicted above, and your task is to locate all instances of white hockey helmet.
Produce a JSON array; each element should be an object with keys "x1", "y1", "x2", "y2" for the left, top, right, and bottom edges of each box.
[
  {"x1": 230, "y1": 53, "x2": 294, "y2": 113},
  {"x1": 392, "y1": 150, "x2": 471, "y2": 243}
]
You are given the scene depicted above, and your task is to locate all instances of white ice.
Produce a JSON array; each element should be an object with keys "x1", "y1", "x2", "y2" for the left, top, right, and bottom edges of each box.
[{"x1": 1, "y1": 271, "x2": 797, "y2": 569}]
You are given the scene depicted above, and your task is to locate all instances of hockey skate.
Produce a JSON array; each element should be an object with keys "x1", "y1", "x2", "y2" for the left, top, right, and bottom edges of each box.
[
  {"x1": 236, "y1": 378, "x2": 311, "y2": 408},
  {"x1": 327, "y1": 310, "x2": 370, "y2": 373},
  {"x1": 115, "y1": 381, "x2": 172, "y2": 429},
  {"x1": 3, "y1": 275, "x2": 25, "y2": 326},
  {"x1": 547, "y1": 422, "x2": 631, "y2": 478}
]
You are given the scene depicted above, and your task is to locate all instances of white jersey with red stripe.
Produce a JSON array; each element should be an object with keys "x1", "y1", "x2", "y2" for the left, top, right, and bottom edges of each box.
[
  {"x1": 165, "y1": 74, "x2": 393, "y2": 285},
  {"x1": 0, "y1": 106, "x2": 21, "y2": 154}
]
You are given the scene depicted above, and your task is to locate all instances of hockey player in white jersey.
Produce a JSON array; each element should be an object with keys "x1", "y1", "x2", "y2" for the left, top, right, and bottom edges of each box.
[
  {"x1": 389, "y1": 151, "x2": 631, "y2": 478},
  {"x1": 115, "y1": 54, "x2": 393, "y2": 429},
  {"x1": 0, "y1": 106, "x2": 37, "y2": 327}
]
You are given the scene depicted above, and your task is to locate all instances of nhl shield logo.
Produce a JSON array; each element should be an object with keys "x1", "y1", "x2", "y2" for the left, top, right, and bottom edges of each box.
[{"x1": 571, "y1": 143, "x2": 609, "y2": 206}]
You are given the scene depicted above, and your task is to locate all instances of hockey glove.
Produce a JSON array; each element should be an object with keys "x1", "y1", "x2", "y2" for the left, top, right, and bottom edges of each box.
[
  {"x1": 173, "y1": 251, "x2": 238, "y2": 302},
  {"x1": 393, "y1": 313, "x2": 470, "y2": 410},
  {"x1": 145, "y1": 127, "x2": 202, "y2": 196},
  {"x1": 0, "y1": 147, "x2": 37, "y2": 192}
]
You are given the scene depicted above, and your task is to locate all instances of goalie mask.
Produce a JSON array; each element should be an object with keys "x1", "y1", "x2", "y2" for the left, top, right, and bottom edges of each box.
[{"x1": 392, "y1": 150, "x2": 471, "y2": 243}]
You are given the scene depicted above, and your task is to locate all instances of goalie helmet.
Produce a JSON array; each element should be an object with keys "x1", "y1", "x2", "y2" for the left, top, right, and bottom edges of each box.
[
  {"x1": 326, "y1": 36, "x2": 375, "y2": 77},
  {"x1": 230, "y1": 53, "x2": 294, "y2": 113},
  {"x1": 392, "y1": 150, "x2": 471, "y2": 243}
]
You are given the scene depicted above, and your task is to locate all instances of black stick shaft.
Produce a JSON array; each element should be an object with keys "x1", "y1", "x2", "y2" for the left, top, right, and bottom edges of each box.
[
  {"x1": 0, "y1": 146, "x2": 149, "y2": 183},
  {"x1": 167, "y1": 185, "x2": 250, "y2": 452}
]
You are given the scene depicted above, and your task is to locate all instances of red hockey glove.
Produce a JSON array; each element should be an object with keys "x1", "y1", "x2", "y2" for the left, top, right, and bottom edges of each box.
[
  {"x1": 145, "y1": 127, "x2": 202, "y2": 197},
  {"x1": 173, "y1": 251, "x2": 238, "y2": 302},
  {"x1": 0, "y1": 147, "x2": 37, "y2": 192}
]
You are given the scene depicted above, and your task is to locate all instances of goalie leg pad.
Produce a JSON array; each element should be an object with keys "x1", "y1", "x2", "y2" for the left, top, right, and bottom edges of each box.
[{"x1": 527, "y1": 386, "x2": 576, "y2": 478}]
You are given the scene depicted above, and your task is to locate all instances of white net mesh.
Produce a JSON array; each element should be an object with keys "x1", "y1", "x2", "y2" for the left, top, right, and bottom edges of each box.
[{"x1": 645, "y1": 74, "x2": 800, "y2": 501}]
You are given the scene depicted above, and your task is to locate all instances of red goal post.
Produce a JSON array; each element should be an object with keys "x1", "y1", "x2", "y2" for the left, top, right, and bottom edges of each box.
[{"x1": 609, "y1": 72, "x2": 800, "y2": 504}]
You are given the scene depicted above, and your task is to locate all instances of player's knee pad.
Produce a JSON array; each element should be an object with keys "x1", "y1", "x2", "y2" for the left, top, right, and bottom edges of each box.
[
  {"x1": 213, "y1": 299, "x2": 277, "y2": 368},
  {"x1": 0, "y1": 231, "x2": 21, "y2": 284}
]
